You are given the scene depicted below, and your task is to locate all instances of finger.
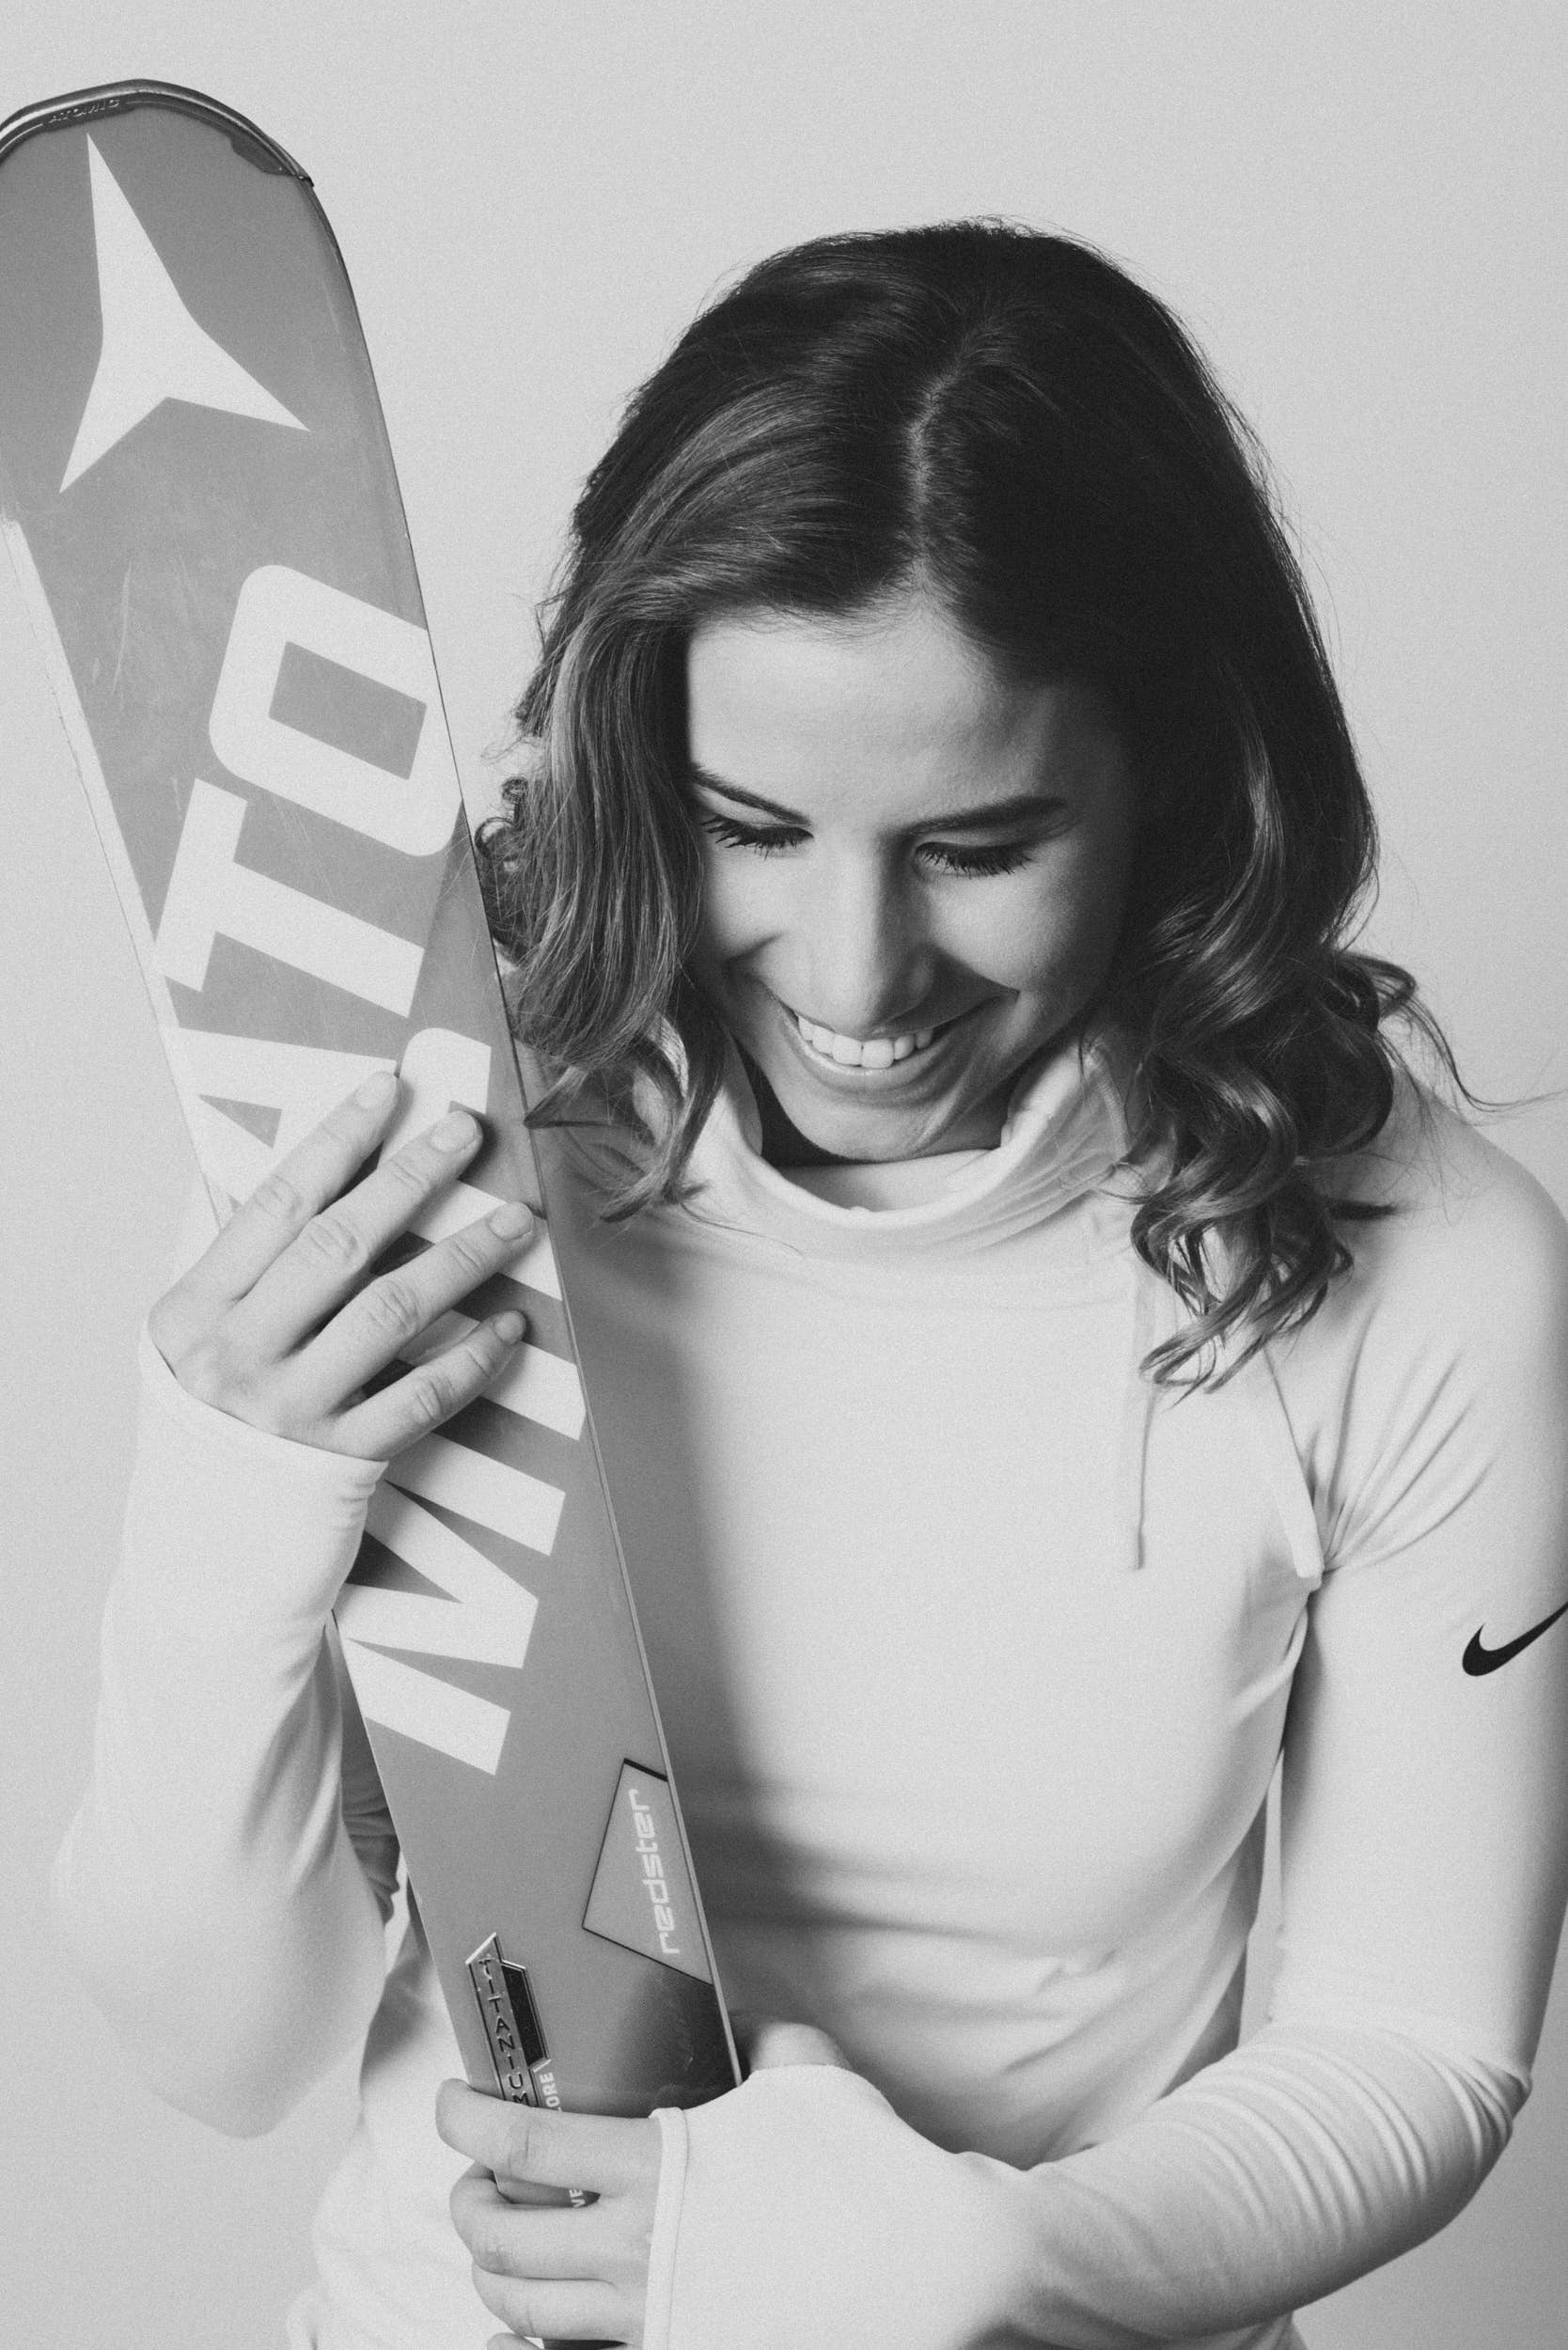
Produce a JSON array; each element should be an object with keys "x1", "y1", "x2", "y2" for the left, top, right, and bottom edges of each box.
[
  {"x1": 494, "y1": 2171, "x2": 581, "y2": 2207},
  {"x1": 230, "y1": 1107, "x2": 491, "y2": 1356},
  {"x1": 437, "y1": 2082, "x2": 659, "y2": 2200},
  {"x1": 471, "y1": 2267, "x2": 628, "y2": 2344},
  {"x1": 334, "y1": 1309, "x2": 527, "y2": 1458},
  {"x1": 743, "y1": 2018, "x2": 852, "y2": 2072},
  {"x1": 182, "y1": 1069, "x2": 402, "y2": 1308},
  {"x1": 452, "y1": 2169, "x2": 628, "y2": 2283},
  {"x1": 294, "y1": 1198, "x2": 533, "y2": 1409}
]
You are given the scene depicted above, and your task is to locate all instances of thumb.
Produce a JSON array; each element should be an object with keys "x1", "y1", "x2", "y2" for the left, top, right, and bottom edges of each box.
[{"x1": 742, "y1": 2017, "x2": 852, "y2": 2073}]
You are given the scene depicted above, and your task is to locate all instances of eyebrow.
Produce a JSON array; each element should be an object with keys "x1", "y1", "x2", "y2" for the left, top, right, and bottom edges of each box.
[{"x1": 686, "y1": 763, "x2": 1064, "y2": 833}]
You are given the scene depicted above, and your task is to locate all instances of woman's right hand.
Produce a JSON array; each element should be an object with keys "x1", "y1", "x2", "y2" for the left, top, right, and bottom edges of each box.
[{"x1": 148, "y1": 1069, "x2": 533, "y2": 1462}]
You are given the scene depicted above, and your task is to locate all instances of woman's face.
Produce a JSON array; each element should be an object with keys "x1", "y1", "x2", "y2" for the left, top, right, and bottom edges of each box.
[{"x1": 685, "y1": 592, "x2": 1138, "y2": 1164}]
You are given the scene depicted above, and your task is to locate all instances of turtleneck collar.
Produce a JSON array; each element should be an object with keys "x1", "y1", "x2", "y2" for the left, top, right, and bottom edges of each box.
[{"x1": 679, "y1": 1026, "x2": 1137, "y2": 1262}]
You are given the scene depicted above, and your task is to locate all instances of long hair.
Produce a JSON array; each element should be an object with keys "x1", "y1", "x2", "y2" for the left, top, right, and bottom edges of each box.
[{"x1": 478, "y1": 221, "x2": 1454, "y2": 1383}]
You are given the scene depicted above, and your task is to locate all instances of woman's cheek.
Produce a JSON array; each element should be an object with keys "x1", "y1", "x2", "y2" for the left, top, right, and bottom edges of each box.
[
  {"x1": 1040, "y1": 837, "x2": 1136, "y2": 994},
  {"x1": 969, "y1": 868, "x2": 1103, "y2": 1000},
  {"x1": 694, "y1": 853, "x2": 783, "y2": 967}
]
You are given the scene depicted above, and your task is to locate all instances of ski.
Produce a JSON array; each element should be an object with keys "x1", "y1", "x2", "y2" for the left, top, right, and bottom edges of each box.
[{"x1": 0, "y1": 81, "x2": 738, "y2": 2124}]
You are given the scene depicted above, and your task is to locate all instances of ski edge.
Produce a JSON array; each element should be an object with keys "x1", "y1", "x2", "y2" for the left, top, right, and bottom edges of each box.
[{"x1": 0, "y1": 79, "x2": 310, "y2": 181}]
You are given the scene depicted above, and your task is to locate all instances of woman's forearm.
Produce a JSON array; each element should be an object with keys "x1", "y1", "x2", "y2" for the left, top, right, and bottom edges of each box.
[
  {"x1": 646, "y1": 2017, "x2": 1518, "y2": 2350},
  {"x1": 54, "y1": 1332, "x2": 393, "y2": 2135}
]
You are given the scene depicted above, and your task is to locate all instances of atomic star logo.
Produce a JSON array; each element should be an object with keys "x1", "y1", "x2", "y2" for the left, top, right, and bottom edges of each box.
[{"x1": 61, "y1": 137, "x2": 305, "y2": 492}]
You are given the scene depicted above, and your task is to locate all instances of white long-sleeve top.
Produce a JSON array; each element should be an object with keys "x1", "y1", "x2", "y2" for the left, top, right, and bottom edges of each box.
[{"x1": 55, "y1": 1038, "x2": 1568, "y2": 2350}]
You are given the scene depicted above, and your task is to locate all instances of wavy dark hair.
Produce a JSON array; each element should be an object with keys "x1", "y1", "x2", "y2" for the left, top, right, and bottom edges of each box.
[{"x1": 478, "y1": 221, "x2": 1458, "y2": 1384}]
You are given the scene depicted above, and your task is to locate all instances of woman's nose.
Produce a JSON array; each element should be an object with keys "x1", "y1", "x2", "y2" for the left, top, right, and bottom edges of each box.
[{"x1": 791, "y1": 854, "x2": 932, "y2": 1037}]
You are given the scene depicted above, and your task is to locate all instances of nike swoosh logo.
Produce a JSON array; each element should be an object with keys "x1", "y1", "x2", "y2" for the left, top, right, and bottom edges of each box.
[{"x1": 1463, "y1": 1599, "x2": 1568, "y2": 1677}]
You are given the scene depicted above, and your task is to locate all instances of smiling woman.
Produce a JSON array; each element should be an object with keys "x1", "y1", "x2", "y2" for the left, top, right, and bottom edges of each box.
[
  {"x1": 479, "y1": 223, "x2": 1429, "y2": 1383},
  {"x1": 684, "y1": 603, "x2": 1137, "y2": 1164},
  {"x1": 56, "y1": 217, "x2": 1568, "y2": 2350}
]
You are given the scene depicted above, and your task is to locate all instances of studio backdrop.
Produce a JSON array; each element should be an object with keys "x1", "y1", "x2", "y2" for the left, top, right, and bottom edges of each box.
[{"x1": 3, "y1": 7, "x2": 1563, "y2": 2347}]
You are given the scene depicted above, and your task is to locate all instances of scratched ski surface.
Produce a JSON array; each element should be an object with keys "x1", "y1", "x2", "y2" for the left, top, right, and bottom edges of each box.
[{"x1": 0, "y1": 83, "x2": 737, "y2": 2119}]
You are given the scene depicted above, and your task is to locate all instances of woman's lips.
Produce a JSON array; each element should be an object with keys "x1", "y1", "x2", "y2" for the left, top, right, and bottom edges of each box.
[
  {"x1": 767, "y1": 991, "x2": 981, "y2": 1083},
  {"x1": 790, "y1": 1010, "x2": 934, "y2": 1068}
]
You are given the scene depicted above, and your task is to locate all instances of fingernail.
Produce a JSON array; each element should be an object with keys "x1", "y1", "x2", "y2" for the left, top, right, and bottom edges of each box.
[
  {"x1": 354, "y1": 1069, "x2": 397, "y2": 1108},
  {"x1": 489, "y1": 1200, "x2": 533, "y2": 1239},
  {"x1": 431, "y1": 1110, "x2": 478, "y2": 1151},
  {"x1": 493, "y1": 1310, "x2": 525, "y2": 1342}
]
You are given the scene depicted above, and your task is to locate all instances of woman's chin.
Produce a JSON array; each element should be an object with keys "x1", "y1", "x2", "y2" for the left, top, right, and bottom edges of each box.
[{"x1": 743, "y1": 1050, "x2": 1005, "y2": 1166}]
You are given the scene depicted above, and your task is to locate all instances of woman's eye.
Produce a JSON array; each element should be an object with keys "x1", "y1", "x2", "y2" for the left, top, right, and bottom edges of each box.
[
  {"x1": 696, "y1": 811, "x2": 1037, "y2": 877},
  {"x1": 917, "y1": 839, "x2": 1036, "y2": 878},
  {"x1": 697, "y1": 811, "x2": 806, "y2": 856}
]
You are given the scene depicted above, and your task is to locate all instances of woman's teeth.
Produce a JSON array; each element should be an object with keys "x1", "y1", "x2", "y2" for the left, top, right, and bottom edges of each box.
[{"x1": 792, "y1": 1011, "x2": 937, "y2": 1070}]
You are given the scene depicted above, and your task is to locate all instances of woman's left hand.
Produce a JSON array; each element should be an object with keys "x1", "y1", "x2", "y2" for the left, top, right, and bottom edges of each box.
[
  {"x1": 438, "y1": 2021, "x2": 849, "y2": 2346},
  {"x1": 439, "y1": 2082, "x2": 660, "y2": 2346}
]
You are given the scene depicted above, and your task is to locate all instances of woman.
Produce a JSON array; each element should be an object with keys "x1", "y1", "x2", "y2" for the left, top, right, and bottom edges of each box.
[{"x1": 57, "y1": 224, "x2": 1568, "y2": 2350}]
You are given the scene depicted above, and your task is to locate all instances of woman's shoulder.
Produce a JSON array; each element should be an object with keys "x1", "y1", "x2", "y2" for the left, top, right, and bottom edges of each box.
[
  {"x1": 1295, "y1": 1072, "x2": 1568, "y2": 1380},
  {"x1": 1335, "y1": 1074, "x2": 1564, "y2": 1277},
  {"x1": 1267, "y1": 1080, "x2": 1568, "y2": 1561}
]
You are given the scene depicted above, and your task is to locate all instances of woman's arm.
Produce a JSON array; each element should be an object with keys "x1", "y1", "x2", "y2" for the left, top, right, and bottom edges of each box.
[
  {"x1": 53, "y1": 1334, "x2": 395, "y2": 2135},
  {"x1": 54, "y1": 1078, "x2": 537, "y2": 2135},
  {"x1": 625, "y1": 1139, "x2": 1568, "y2": 2350}
]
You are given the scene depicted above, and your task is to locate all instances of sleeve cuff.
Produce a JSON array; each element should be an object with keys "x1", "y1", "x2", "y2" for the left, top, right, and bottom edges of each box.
[
  {"x1": 129, "y1": 1324, "x2": 386, "y2": 1643},
  {"x1": 641, "y1": 2065, "x2": 1036, "y2": 2350},
  {"x1": 645, "y1": 2104, "x2": 692, "y2": 2350},
  {"x1": 138, "y1": 1322, "x2": 388, "y2": 1492}
]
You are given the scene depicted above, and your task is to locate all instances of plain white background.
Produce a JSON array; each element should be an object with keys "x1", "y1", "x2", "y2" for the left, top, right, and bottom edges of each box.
[{"x1": 2, "y1": 5, "x2": 1564, "y2": 2344}]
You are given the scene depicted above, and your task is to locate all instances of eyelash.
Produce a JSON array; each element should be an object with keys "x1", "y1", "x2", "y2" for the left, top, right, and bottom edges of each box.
[{"x1": 696, "y1": 811, "x2": 1037, "y2": 878}]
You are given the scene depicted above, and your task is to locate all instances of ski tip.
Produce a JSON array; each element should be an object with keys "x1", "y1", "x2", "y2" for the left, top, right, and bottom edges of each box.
[{"x1": 0, "y1": 80, "x2": 311, "y2": 184}]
